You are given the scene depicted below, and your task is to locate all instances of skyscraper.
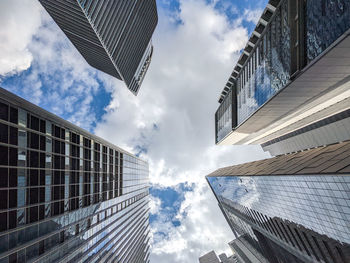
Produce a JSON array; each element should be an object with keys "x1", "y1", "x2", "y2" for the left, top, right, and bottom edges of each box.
[
  {"x1": 209, "y1": 0, "x2": 350, "y2": 262},
  {"x1": 215, "y1": 0, "x2": 350, "y2": 147},
  {"x1": 0, "y1": 87, "x2": 150, "y2": 263},
  {"x1": 38, "y1": 0, "x2": 158, "y2": 95},
  {"x1": 199, "y1": 250, "x2": 240, "y2": 263},
  {"x1": 207, "y1": 142, "x2": 350, "y2": 263}
]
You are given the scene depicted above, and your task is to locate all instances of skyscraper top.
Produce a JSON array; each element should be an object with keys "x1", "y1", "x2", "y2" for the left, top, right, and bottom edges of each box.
[{"x1": 39, "y1": 0, "x2": 158, "y2": 95}]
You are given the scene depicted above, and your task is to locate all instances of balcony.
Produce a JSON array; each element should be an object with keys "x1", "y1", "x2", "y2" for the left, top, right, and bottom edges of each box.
[{"x1": 215, "y1": 0, "x2": 350, "y2": 145}]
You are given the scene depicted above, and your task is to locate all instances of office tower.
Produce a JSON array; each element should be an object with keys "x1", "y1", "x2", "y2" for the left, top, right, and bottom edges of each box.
[
  {"x1": 199, "y1": 251, "x2": 221, "y2": 263},
  {"x1": 209, "y1": 0, "x2": 350, "y2": 263},
  {"x1": 199, "y1": 250, "x2": 239, "y2": 263},
  {"x1": 38, "y1": 0, "x2": 158, "y2": 95},
  {"x1": 0, "y1": 88, "x2": 150, "y2": 263},
  {"x1": 215, "y1": 0, "x2": 350, "y2": 149},
  {"x1": 229, "y1": 237, "x2": 268, "y2": 263},
  {"x1": 207, "y1": 143, "x2": 350, "y2": 262}
]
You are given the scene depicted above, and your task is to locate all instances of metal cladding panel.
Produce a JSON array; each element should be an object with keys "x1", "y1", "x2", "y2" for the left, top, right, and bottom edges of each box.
[
  {"x1": 39, "y1": 0, "x2": 158, "y2": 95},
  {"x1": 0, "y1": 88, "x2": 150, "y2": 263}
]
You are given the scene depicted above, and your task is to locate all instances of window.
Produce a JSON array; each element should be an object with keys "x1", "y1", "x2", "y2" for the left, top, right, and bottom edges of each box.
[
  {"x1": 0, "y1": 102, "x2": 8, "y2": 121},
  {"x1": 0, "y1": 123, "x2": 8, "y2": 143},
  {"x1": 0, "y1": 168, "x2": 8, "y2": 188},
  {"x1": 0, "y1": 146, "x2": 8, "y2": 165},
  {"x1": 9, "y1": 127, "x2": 18, "y2": 145},
  {"x1": 18, "y1": 109, "x2": 26, "y2": 127},
  {"x1": 10, "y1": 107, "x2": 18, "y2": 124}
]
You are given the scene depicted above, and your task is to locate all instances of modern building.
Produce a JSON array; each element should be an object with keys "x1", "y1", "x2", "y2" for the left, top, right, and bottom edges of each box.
[
  {"x1": 38, "y1": 0, "x2": 158, "y2": 95},
  {"x1": 199, "y1": 250, "x2": 240, "y2": 263},
  {"x1": 215, "y1": 0, "x2": 350, "y2": 149},
  {"x1": 207, "y1": 141, "x2": 350, "y2": 263},
  {"x1": 0, "y1": 87, "x2": 150, "y2": 263},
  {"x1": 209, "y1": 0, "x2": 350, "y2": 262},
  {"x1": 229, "y1": 236, "x2": 269, "y2": 263}
]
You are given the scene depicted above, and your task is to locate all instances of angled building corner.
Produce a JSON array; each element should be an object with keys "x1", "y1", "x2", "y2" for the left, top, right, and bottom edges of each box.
[{"x1": 38, "y1": 0, "x2": 158, "y2": 95}]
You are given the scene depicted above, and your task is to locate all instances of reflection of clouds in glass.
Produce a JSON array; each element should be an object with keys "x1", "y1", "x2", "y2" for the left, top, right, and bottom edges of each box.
[
  {"x1": 237, "y1": 177, "x2": 259, "y2": 209},
  {"x1": 208, "y1": 176, "x2": 260, "y2": 209}
]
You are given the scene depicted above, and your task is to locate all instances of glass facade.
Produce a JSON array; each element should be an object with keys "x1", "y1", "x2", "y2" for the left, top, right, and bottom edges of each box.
[
  {"x1": 0, "y1": 94, "x2": 150, "y2": 263},
  {"x1": 237, "y1": 0, "x2": 290, "y2": 125},
  {"x1": 307, "y1": 0, "x2": 350, "y2": 62},
  {"x1": 215, "y1": 88, "x2": 233, "y2": 143},
  {"x1": 208, "y1": 175, "x2": 350, "y2": 263},
  {"x1": 215, "y1": 0, "x2": 350, "y2": 144}
]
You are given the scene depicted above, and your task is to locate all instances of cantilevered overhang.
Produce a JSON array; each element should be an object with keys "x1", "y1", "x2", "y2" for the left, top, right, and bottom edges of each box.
[{"x1": 219, "y1": 29, "x2": 350, "y2": 145}]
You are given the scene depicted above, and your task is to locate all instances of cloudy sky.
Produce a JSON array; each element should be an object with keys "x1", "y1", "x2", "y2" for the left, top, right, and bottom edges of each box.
[{"x1": 0, "y1": 0, "x2": 270, "y2": 262}]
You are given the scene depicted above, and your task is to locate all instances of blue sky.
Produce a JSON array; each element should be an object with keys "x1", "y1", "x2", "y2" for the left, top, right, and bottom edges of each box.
[{"x1": 0, "y1": 0, "x2": 269, "y2": 262}]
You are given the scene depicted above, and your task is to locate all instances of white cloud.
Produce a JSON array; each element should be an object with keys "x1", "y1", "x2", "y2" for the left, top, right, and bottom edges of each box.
[
  {"x1": 243, "y1": 8, "x2": 264, "y2": 24},
  {"x1": 150, "y1": 195, "x2": 162, "y2": 215},
  {"x1": 95, "y1": 0, "x2": 270, "y2": 261},
  {"x1": 0, "y1": 0, "x2": 42, "y2": 76}
]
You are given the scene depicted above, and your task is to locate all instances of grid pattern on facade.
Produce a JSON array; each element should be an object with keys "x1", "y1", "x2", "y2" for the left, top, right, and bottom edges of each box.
[
  {"x1": 0, "y1": 89, "x2": 150, "y2": 263},
  {"x1": 209, "y1": 175, "x2": 350, "y2": 263},
  {"x1": 38, "y1": 0, "x2": 158, "y2": 95}
]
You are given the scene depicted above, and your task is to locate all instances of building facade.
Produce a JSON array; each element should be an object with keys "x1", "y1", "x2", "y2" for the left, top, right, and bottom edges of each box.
[
  {"x1": 0, "y1": 88, "x2": 150, "y2": 263},
  {"x1": 199, "y1": 250, "x2": 240, "y2": 263},
  {"x1": 38, "y1": 0, "x2": 158, "y2": 95},
  {"x1": 210, "y1": 0, "x2": 350, "y2": 262},
  {"x1": 207, "y1": 142, "x2": 350, "y2": 263},
  {"x1": 215, "y1": 0, "x2": 350, "y2": 147}
]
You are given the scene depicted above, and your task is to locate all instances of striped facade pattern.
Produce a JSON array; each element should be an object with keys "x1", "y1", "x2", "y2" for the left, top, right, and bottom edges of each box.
[
  {"x1": 39, "y1": 0, "x2": 158, "y2": 95},
  {"x1": 0, "y1": 88, "x2": 150, "y2": 263}
]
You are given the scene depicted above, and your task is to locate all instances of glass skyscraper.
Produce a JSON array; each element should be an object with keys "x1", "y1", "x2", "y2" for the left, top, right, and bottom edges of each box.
[
  {"x1": 207, "y1": 141, "x2": 350, "y2": 263},
  {"x1": 210, "y1": 0, "x2": 350, "y2": 262},
  {"x1": 0, "y1": 87, "x2": 150, "y2": 263},
  {"x1": 215, "y1": 0, "x2": 350, "y2": 146},
  {"x1": 38, "y1": 0, "x2": 158, "y2": 95}
]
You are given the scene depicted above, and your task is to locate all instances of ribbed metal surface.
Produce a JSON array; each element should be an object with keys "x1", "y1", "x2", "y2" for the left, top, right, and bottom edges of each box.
[{"x1": 38, "y1": 0, "x2": 158, "y2": 95}]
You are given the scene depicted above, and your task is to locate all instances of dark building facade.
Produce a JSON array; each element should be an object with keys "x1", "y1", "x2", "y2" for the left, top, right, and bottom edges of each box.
[
  {"x1": 38, "y1": 0, "x2": 158, "y2": 95},
  {"x1": 207, "y1": 142, "x2": 350, "y2": 263},
  {"x1": 0, "y1": 88, "x2": 150, "y2": 263}
]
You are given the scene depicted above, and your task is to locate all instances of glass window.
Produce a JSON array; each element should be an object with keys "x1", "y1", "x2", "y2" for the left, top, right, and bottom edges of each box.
[
  {"x1": 9, "y1": 147, "x2": 17, "y2": 167},
  {"x1": 9, "y1": 127, "x2": 18, "y2": 145},
  {"x1": 26, "y1": 242, "x2": 39, "y2": 261},
  {"x1": 0, "y1": 234, "x2": 8, "y2": 253},
  {"x1": 0, "y1": 146, "x2": 8, "y2": 166},
  {"x1": 18, "y1": 109, "x2": 26, "y2": 127},
  {"x1": 0, "y1": 168, "x2": 8, "y2": 192},
  {"x1": 10, "y1": 107, "x2": 18, "y2": 124},
  {"x1": 0, "y1": 123, "x2": 8, "y2": 143},
  {"x1": 46, "y1": 137, "x2": 52, "y2": 152},
  {"x1": 18, "y1": 150, "x2": 26, "y2": 167},
  {"x1": 30, "y1": 116, "x2": 39, "y2": 131},
  {"x1": 18, "y1": 129, "x2": 26, "y2": 148},
  {"x1": 0, "y1": 102, "x2": 8, "y2": 121},
  {"x1": 46, "y1": 121, "x2": 52, "y2": 135}
]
